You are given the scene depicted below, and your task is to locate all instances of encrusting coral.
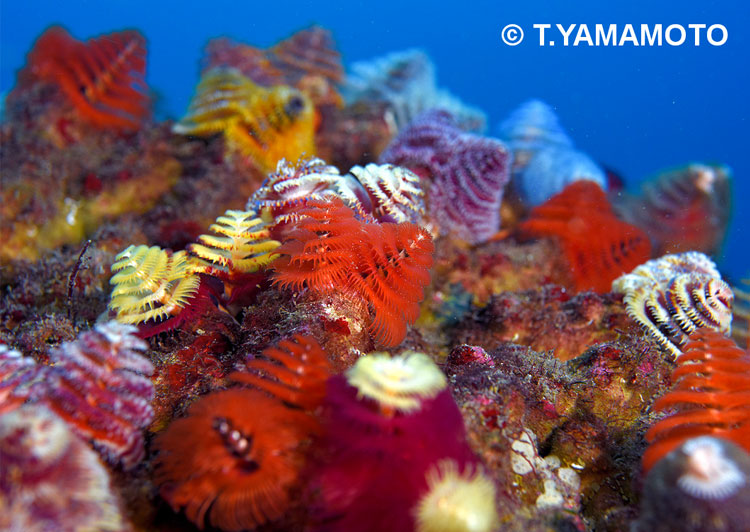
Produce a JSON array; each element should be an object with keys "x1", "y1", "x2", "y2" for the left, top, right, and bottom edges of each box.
[{"x1": 2, "y1": 21, "x2": 745, "y2": 532}]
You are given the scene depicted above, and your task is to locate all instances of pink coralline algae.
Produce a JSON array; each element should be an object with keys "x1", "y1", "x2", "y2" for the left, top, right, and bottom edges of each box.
[
  {"x1": 380, "y1": 110, "x2": 511, "y2": 243},
  {"x1": 0, "y1": 322, "x2": 154, "y2": 469}
]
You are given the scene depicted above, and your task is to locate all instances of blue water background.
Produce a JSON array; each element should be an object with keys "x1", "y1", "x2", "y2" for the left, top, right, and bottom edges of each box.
[{"x1": 2, "y1": 1, "x2": 747, "y2": 280}]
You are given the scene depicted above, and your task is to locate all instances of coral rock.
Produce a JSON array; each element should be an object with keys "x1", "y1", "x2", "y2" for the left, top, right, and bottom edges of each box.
[
  {"x1": 612, "y1": 252, "x2": 734, "y2": 358},
  {"x1": 380, "y1": 110, "x2": 511, "y2": 243}
]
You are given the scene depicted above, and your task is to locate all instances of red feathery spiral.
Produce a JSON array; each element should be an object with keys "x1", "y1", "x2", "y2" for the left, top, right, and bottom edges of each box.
[
  {"x1": 519, "y1": 180, "x2": 652, "y2": 293},
  {"x1": 153, "y1": 388, "x2": 318, "y2": 531},
  {"x1": 230, "y1": 334, "x2": 331, "y2": 410},
  {"x1": 28, "y1": 26, "x2": 149, "y2": 130},
  {"x1": 272, "y1": 199, "x2": 434, "y2": 347},
  {"x1": 642, "y1": 328, "x2": 750, "y2": 472}
]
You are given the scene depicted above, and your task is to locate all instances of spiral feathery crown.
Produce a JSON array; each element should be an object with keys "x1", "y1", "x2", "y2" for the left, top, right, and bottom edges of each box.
[
  {"x1": 612, "y1": 252, "x2": 734, "y2": 358},
  {"x1": 248, "y1": 157, "x2": 368, "y2": 223},
  {"x1": 416, "y1": 460, "x2": 499, "y2": 532},
  {"x1": 348, "y1": 163, "x2": 425, "y2": 224},
  {"x1": 28, "y1": 26, "x2": 149, "y2": 130},
  {"x1": 173, "y1": 68, "x2": 316, "y2": 172},
  {"x1": 642, "y1": 329, "x2": 750, "y2": 471},
  {"x1": 109, "y1": 244, "x2": 200, "y2": 325},
  {"x1": 188, "y1": 209, "x2": 280, "y2": 279},
  {"x1": 230, "y1": 334, "x2": 331, "y2": 410},
  {"x1": 272, "y1": 198, "x2": 434, "y2": 346},
  {"x1": 345, "y1": 351, "x2": 447, "y2": 413}
]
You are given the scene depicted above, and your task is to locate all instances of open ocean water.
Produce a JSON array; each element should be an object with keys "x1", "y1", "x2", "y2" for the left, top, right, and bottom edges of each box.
[{"x1": 1, "y1": 0, "x2": 747, "y2": 280}]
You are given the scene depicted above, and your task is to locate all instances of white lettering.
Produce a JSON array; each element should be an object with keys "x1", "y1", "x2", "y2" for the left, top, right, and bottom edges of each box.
[
  {"x1": 557, "y1": 24, "x2": 576, "y2": 46},
  {"x1": 666, "y1": 24, "x2": 686, "y2": 46},
  {"x1": 707, "y1": 24, "x2": 728, "y2": 46},
  {"x1": 574, "y1": 24, "x2": 593, "y2": 46},
  {"x1": 596, "y1": 24, "x2": 616, "y2": 46},
  {"x1": 534, "y1": 24, "x2": 551, "y2": 46},
  {"x1": 619, "y1": 24, "x2": 639, "y2": 46},
  {"x1": 641, "y1": 24, "x2": 662, "y2": 46}
]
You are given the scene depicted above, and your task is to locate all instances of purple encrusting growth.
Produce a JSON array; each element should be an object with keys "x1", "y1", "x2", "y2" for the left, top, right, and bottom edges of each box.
[
  {"x1": 0, "y1": 323, "x2": 154, "y2": 469},
  {"x1": 380, "y1": 110, "x2": 511, "y2": 244}
]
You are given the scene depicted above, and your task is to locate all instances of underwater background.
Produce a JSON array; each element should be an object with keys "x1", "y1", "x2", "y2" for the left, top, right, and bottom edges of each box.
[{"x1": 1, "y1": 0, "x2": 747, "y2": 277}]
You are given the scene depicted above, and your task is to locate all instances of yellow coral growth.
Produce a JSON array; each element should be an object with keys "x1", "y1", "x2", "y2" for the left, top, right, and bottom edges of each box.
[
  {"x1": 173, "y1": 68, "x2": 317, "y2": 172},
  {"x1": 188, "y1": 209, "x2": 281, "y2": 284},
  {"x1": 109, "y1": 245, "x2": 200, "y2": 324}
]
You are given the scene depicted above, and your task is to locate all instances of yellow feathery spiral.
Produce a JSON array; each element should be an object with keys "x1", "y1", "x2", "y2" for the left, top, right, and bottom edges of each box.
[
  {"x1": 188, "y1": 209, "x2": 281, "y2": 281},
  {"x1": 173, "y1": 68, "x2": 317, "y2": 172},
  {"x1": 109, "y1": 245, "x2": 200, "y2": 324},
  {"x1": 345, "y1": 351, "x2": 447, "y2": 413}
]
